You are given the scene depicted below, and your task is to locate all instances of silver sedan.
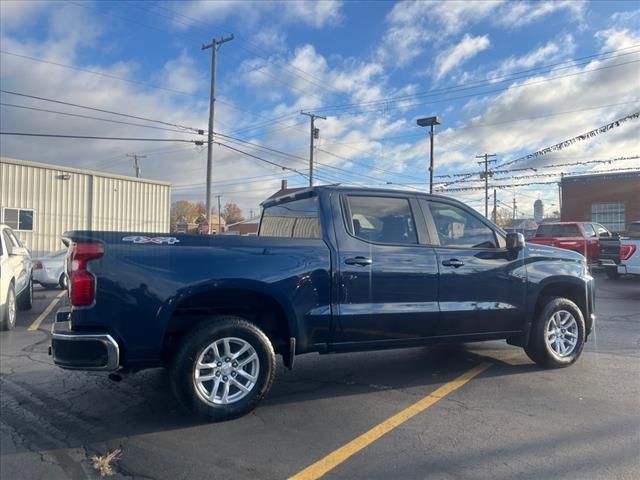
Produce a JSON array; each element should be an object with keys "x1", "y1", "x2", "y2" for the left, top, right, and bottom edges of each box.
[{"x1": 33, "y1": 250, "x2": 67, "y2": 289}]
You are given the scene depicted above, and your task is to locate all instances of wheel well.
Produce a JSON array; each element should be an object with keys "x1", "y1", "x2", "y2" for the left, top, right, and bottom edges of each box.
[
  {"x1": 534, "y1": 282, "x2": 590, "y2": 330},
  {"x1": 161, "y1": 289, "x2": 290, "y2": 364}
]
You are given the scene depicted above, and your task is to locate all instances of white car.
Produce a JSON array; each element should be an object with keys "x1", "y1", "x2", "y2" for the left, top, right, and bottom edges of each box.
[{"x1": 0, "y1": 224, "x2": 33, "y2": 330}]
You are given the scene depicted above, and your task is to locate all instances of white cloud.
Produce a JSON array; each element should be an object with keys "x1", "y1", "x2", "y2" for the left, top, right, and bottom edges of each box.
[
  {"x1": 157, "y1": 51, "x2": 205, "y2": 95},
  {"x1": 379, "y1": 0, "x2": 585, "y2": 69},
  {"x1": 378, "y1": 0, "x2": 502, "y2": 67},
  {"x1": 495, "y1": 0, "x2": 585, "y2": 28},
  {"x1": 435, "y1": 34, "x2": 491, "y2": 79},
  {"x1": 0, "y1": 0, "x2": 50, "y2": 31},
  {"x1": 173, "y1": 0, "x2": 343, "y2": 29},
  {"x1": 490, "y1": 34, "x2": 576, "y2": 78}
]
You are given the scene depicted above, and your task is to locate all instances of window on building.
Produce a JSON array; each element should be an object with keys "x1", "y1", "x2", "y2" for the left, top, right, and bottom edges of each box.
[
  {"x1": 259, "y1": 195, "x2": 321, "y2": 239},
  {"x1": 346, "y1": 195, "x2": 417, "y2": 245},
  {"x1": 2, "y1": 208, "x2": 34, "y2": 231},
  {"x1": 591, "y1": 203, "x2": 625, "y2": 232}
]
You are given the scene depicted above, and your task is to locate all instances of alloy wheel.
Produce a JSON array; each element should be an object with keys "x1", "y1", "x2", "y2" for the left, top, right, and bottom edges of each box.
[
  {"x1": 193, "y1": 337, "x2": 260, "y2": 406},
  {"x1": 545, "y1": 310, "x2": 579, "y2": 357}
]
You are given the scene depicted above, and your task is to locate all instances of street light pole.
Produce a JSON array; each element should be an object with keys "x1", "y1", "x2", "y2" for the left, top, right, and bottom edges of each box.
[{"x1": 417, "y1": 116, "x2": 442, "y2": 194}]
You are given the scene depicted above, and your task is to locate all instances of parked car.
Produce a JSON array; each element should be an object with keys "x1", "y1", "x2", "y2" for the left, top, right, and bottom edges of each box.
[
  {"x1": 0, "y1": 224, "x2": 33, "y2": 330},
  {"x1": 50, "y1": 186, "x2": 595, "y2": 421},
  {"x1": 33, "y1": 249, "x2": 68, "y2": 289},
  {"x1": 529, "y1": 222, "x2": 613, "y2": 264}
]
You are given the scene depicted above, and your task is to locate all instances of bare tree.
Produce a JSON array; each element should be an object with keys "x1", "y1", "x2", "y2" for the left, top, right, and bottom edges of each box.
[{"x1": 222, "y1": 202, "x2": 244, "y2": 224}]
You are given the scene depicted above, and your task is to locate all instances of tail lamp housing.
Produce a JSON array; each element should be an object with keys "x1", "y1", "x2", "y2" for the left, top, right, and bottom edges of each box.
[
  {"x1": 68, "y1": 242, "x2": 104, "y2": 307},
  {"x1": 620, "y1": 244, "x2": 636, "y2": 261},
  {"x1": 33, "y1": 260, "x2": 43, "y2": 270}
]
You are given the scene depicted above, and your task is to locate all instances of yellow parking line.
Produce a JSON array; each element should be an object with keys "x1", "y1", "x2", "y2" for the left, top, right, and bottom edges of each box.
[
  {"x1": 288, "y1": 362, "x2": 491, "y2": 480},
  {"x1": 27, "y1": 291, "x2": 66, "y2": 332}
]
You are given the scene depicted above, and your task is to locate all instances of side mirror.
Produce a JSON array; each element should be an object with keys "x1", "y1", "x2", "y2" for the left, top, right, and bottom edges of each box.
[{"x1": 506, "y1": 232, "x2": 525, "y2": 253}]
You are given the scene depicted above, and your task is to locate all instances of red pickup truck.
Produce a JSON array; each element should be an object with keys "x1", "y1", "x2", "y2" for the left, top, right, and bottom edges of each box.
[{"x1": 529, "y1": 222, "x2": 613, "y2": 263}]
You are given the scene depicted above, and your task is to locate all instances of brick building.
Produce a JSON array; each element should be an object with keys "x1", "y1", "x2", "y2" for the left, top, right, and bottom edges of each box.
[{"x1": 561, "y1": 171, "x2": 640, "y2": 233}]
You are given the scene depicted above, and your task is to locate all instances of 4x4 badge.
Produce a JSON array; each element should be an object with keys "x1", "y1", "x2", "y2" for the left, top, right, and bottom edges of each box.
[{"x1": 122, "y1": 236, "x2": 180, "y2": 245}]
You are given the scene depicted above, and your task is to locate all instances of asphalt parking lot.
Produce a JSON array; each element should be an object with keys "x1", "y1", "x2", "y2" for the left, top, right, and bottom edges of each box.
[{"x1": 1, "y1": 273, "x2": 639, "y2": 480}]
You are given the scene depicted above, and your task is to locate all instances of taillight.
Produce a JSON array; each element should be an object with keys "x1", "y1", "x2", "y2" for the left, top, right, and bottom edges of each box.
[
  {"x1": 620, "y1": 244, "x2": 636, "y2": 261},
  {"x1": 33, "y1": 261, "x2": 43, "y2": 270},
  {"x1": 69, "y1": 242, "x2": 104, "y2": 306}
]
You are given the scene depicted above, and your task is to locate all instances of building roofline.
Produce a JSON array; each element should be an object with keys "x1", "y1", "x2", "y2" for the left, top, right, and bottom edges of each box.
[
  {"x1": 561, "y1": 170, "x2": 640, "y2": 183},
  {"x1": 1, "y1": 156, "x2": 172, "y2": 187}
]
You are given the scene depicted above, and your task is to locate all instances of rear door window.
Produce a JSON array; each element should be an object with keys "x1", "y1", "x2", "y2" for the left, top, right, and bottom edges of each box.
[
  {"x1": 552, "y1": 225, "x2": 581, "y2": 237},
  {"x1": 345, "y1": 195, "x2": 417, "y2": 245},
  {"x1": 536, "y1": 225, "x2": 553, "y2": 237}
]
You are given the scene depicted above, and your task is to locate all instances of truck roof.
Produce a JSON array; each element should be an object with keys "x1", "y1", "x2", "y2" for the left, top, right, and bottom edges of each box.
[{"x1": 262, "y1": 184, "x2": 458, "y2": 207}]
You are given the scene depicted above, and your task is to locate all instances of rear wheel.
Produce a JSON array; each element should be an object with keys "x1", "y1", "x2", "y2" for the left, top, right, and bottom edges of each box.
[
  {"x1": 525, "y1": 297, "x2": 585, "y2": 368},
  {"x1": 59, "y1": 273, "x2": 68, "y2": 290},
  {"x1": 17, "y1": 277, "x2": 33, "y2": 311},
  {"x1": 170, "y1": 316, "x2": 276, "y2": 421},
  {"x1": 1, "y1": 285, "x2": 17, "y2": 331}
]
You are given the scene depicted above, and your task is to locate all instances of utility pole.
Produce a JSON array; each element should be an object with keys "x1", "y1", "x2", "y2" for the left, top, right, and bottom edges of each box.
[
  {"x1": 513, "y1": 196, "x2": 517, "y2": 221},
  {"x1": 493, "y1": 188, "x2": 497, "y2": 224},
  {"x1": 476, "y1": 153, "x2": 497, "y2": 218},
  {"x1": 202, "y1": 33, "x2": 234, "y2": 223},
  {"x1": 300, "y1": 111, "x2": 326, "y2": 187},
  {"x1": 216, "y1": 194, "x2": 222, "y2": 234},
  {"x1": 126, "y1": 153, "x2": 146, "y2": 178}
]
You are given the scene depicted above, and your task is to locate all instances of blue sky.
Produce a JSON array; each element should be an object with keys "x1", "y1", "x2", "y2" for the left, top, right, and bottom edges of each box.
[{"x1": 1, "y1": 1, "x2": 639, "y2": 216}]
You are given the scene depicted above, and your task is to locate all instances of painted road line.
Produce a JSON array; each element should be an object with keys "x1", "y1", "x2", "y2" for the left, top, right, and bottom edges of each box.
[
  {"x1": 27, "y1": 291, "x2": 66, "y2": 332},
  {"x1": 288, "y1": 362, "x2": 491, "y2": 480}
]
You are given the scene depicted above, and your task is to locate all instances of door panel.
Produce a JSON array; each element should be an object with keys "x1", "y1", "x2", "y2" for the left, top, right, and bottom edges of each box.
[
  {"x1": 333, "y1": 194, "x2": 440, "y2": 344},
  {"x1": 421, "y1": 199, "x2": 526, "y2": 336},
  {"x1": 435, "y1": 247, "x2": 526, "y2": 335}
]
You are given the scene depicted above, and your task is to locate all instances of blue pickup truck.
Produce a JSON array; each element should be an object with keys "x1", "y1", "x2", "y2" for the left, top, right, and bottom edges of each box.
[{"x1": 51, "y1": 186, "x2": 595, "y2": 420}]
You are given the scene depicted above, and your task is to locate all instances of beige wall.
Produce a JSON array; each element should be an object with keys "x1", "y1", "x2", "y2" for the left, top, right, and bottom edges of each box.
[{"x1": 1, "y1": 157, "x2": 170, "y2": 254}]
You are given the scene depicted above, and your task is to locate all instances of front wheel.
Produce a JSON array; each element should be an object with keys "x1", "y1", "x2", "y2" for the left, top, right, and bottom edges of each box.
[
  {"x1": 170, "y1": 316, "x2": 276, "y2": 421},
  {"x1": 525, "y1": 297, "x2": 585, "y2": 368},
  {"x1": 16, "y1": 277, "x2": 33, "y2": 311},
  {"x1": 1, "y1": 285, "x2": 17, "y2": 331}
]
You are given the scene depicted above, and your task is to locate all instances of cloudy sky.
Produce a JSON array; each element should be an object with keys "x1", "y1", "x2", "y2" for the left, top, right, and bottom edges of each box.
[{"x1": 1, "y1": 0, "x2": 638, "y2": 217}]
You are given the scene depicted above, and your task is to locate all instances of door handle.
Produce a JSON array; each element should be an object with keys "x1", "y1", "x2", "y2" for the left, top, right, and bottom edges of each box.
[
  {"x1": 442, "y1": 258, "x2": 464, "y2": 268},
  {"x1": 345, "y1": 256, "x2": 373, "y2": 266}
]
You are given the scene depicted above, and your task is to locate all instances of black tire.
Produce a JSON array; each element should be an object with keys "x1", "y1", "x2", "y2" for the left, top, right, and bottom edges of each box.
[
  {"x1": 170, "y1": 316, "x2": 276, "y2": 421},
  {"x1": 525, "y1": 297, "x2": 585, "y2": 368},
  {"x1": 1, "y1": 284, "x2": 17, "y2": 331},
  {"x1": 605, "y1": 267, "x2": 620, "y2": 279},
  {"x1": 16, "y1": 276, "x2": 33, "y2": 311},
  {"x1": 59, "y1": 274, "x2": 68, "y2": 290}
]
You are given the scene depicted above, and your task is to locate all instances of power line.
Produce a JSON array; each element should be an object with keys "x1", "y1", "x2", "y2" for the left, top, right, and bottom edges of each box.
[
  {"x1": 442, "y1": 111, "x2": 640, "y2": 187},
  {"x1": 309, "y1": 46, "x2": 640, "y2": 113},
  {"x1": 442, "y1": 167, "x2": 640, "y2": 192},
  {"x1": 0, "y1": 132, "x2": 198, "y2": 142},
  {"x1": 0, "y1": 89, "x2": 203, "y2": 132},
  {"x1": 0, "y1": 102, "x2": 193, "y2": 134},
  {"x1": 213, "y1": 141, "x2": 308, "y2": 179}
]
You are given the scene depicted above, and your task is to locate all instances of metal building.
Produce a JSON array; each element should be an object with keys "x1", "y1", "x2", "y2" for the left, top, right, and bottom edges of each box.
[{"x1": 1, "y1": 157, "x2": 171, "y2": 254}]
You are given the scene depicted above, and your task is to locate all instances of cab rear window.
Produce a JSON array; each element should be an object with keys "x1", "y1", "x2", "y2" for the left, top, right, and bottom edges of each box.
[{"x1": 259, "y1": 196, "x2": 321, "y2": 239}]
